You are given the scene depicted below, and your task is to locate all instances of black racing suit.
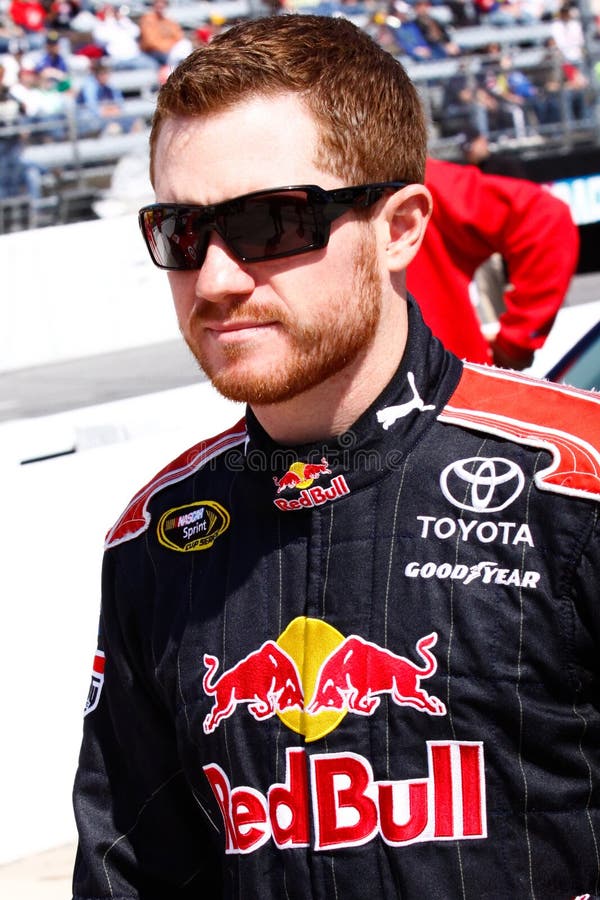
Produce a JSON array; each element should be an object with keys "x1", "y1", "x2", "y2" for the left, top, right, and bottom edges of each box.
[{"x1": 73, "y1": 301, "x2": 600, "y2": 899}]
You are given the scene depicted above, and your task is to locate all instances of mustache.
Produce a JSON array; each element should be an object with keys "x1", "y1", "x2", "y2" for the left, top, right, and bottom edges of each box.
[{"x1": 192, "y1": 300, "x2": 291, "y2": 328}]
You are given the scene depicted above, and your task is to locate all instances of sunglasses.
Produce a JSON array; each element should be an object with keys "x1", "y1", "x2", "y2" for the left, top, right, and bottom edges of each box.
[{"x1": 138, "y1": 182, "x2": 406, "y2": 271}]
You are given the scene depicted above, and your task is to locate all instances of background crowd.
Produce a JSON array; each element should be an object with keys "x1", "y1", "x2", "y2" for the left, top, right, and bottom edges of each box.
[{"x1": 0, "y1": 0, "x2": 599, "y2": 210}]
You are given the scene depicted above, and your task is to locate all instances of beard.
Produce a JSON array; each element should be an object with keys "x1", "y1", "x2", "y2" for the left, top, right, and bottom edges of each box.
[{"x1": 183, "y1": 229, "x2": 383, "y2": 405}]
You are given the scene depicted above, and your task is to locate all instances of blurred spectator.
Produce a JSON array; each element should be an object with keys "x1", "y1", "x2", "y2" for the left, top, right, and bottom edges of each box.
[
  {"x1": 551, "y1": 3, "x2": 585, "y2": 64},
  {"x1": 460, "y1": 127, "x2": 527, "y2": 174},
  {"x1": 194, "y1": 13, "x2": 226, "y2": 46},
  {"x1": 0, "y1": 47, "x2": 22, "y2": 85},
  {"x1": 473, "y1": 0, "x2": 536, "y2": 25},
  {"x1": 390, "y1": 7, "x2": 439, "y2": 57},
  {"x1": 8, "y1": 0, "x2": 47, "y2": 48},
  {"x1": 445, "y1": 0, "x2": 479, "y2": 27},
  {"x1": 0, "y1": 63, "x2": 23, "y2": 117},
  {"x1": 0, "y1": 133, "x2": 38, "y2": 201},
  {"x1": 0, "y1": 13, "x2": 23, "y2": 53},
  {"x1": 412, "y1": 0, "x2": 461, "y2": 57},
  {"x1": 490, "y1": 52, "x2": 563, "y2": 129},
  {"x1": 34, "y1": 70, "x2": 71, "y2": 136},
  {"x1": 480, "y1": 51, "x2": 536, "y2": 136},
  {"x1": 69, "y1": 5, "x2": 101, "y2": 35},
  {"x1": 530, "y1": 37, "x2": 588, "y2": 122},
  {"x1": 408, "y1": 157, "x2": 579, "y2": 368},
  {"x1": 0, "y1": 69, "x2": 42, "y2": 201},
  {"x1": 33, "y1": 30, "x2": 71, "y2": 85},
  {"x1": 439, "y1": 64, "x2": 515, "y2": 135},
  {"x1": 48, "y1": 0, "x2": 81, "y2": 32},
  {"x1": 76, "y1": 60, "x2": 141, "y2": 135},
  {"x1": 9, "y1": 65, "x2": 45, "y2": 117},
  {"x1": 92, "y1": 4, "x2": 157, "y2": 70},
  {"x1": 387, "y1": 0, "x2": 460, "y2": 59},
  {"x1": 139, "y1": 0, "x2": 192, "y2": 67}
]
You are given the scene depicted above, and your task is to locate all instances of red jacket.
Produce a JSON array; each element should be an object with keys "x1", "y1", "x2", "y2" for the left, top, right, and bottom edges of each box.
[
  {"x1": 9, "y1": 0, "x2": 46, "y2": 31},
  {"x1": 408, "y1": 158, "x2": 579, "y2": 366}
]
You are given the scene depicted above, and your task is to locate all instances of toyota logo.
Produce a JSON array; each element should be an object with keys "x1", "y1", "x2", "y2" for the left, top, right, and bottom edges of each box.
[{"x1": 440, "y1": 457, "x2": 525, "y2": 512}]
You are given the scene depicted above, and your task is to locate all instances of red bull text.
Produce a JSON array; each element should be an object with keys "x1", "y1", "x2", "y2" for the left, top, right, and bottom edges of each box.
[
  {"x1": 272, "y1": 458, "x2": 350, "y2": 511},
  {"x1": 204, "y1": 741, "x2": 486, "y2": 853},
  {"x1": 274, "y1": 474, "x2": 350, "y2": 511}
]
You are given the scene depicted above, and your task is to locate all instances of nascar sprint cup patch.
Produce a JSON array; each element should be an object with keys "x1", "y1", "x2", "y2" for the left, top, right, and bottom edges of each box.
[{"x1": 157, "y1": 501, "x2": 230, "y2": 552}]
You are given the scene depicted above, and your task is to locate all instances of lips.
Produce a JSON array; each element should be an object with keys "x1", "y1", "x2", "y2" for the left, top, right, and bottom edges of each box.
[
  {"x1": 202, "y1": 314, "x2": 283, "y2": 343},
  {"x1": 208, "y1": 320, "x2": 275, "y2": 334}
]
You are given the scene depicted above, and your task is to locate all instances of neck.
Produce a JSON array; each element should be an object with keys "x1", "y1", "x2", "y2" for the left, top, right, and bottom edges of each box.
[{"x1": 251, "y1": 299, "x2": 409, "y2": 445}]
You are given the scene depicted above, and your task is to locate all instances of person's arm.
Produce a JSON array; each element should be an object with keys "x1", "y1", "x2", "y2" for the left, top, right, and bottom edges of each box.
[
  {"x1": 72, "y1": 548, "x2": 221, "y2": 899},
  {"x1": 425, "y1": 160, "x2": 579, "y2": 369},
  {"x1": 164, "y1": 17, "x2": 184, "y2": 44},
  {"x1": 488, "y1": 179, "x2": 578, "y2": 368},
  {"x1": 76, "y1": 79, "x2": 99, "y2": 115},
  {"x1": 138, "y1": 13, "x2": 159, "y2": 52}
]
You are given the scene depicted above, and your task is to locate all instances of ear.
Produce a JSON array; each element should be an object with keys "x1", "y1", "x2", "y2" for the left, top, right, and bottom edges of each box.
[{"x1": 380, "y1": 184, "x2": 432, "y2": 273}]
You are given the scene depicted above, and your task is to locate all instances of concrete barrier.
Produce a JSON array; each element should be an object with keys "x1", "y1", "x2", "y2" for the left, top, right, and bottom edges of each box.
[{"x1": 0, "y1": 213, "x2": 176, "y2": 373}]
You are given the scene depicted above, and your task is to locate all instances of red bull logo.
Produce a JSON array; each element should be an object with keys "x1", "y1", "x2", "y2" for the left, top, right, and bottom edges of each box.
[
  {"x1": 202, "y1": 619, "x2": 446, "y2": 739},
  {"x1": 273, "y1": 457, "x2": 331, "y2": 493},
  {"x1": 203, "y1": 641, "x2": 304, "y2": 734},
  {"x1": 202, "y1": 621, "x2": 486, "y2": 856},
  {"x1": 204, "y1": 741, "x2": 486, "y2": 854},
  {"x1": 272, "y1": 459, "x2": 350, "y2": 511}
]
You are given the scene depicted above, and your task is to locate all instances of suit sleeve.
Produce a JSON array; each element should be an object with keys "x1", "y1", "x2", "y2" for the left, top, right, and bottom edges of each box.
[
  {"x1": 424, "y1": 159, "x2": 579, "y2": 367},
  {"x1": 72, "y1": 548, "x2": 221, "y2": 900}
]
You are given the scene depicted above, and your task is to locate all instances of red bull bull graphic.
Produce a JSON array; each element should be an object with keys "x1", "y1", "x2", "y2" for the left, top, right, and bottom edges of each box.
[
  {"x1": 203, "y1": 641, "x2": 304, "y2": 734},
  {"x1": 202, "y1": 619, "x2": 446, "y2": 740},
  {"x1": 273, "y1": 458, "x2": 331, "y2": 493},
  {"x1": 204, "y1": 741, "x2": 486, "y2": 854},
  {"x1": 272, "y1": 458, "x2": 350, "y2": 511},
  {"x1": 307, "y1": 632, "x2": 446, "y2": 717}
]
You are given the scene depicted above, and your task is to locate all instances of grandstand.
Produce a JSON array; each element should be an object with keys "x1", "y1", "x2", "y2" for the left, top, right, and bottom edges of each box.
[{"x1": 1, "y1": 0, "x2": 599, "y2": 259}]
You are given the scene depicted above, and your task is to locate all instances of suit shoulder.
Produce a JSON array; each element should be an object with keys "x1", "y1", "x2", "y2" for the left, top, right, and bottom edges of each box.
[
  {"x1": 439, "y1": 363, "x2": 600, "y2": 502},
  {"x1": 105, "y1": 417, "x2": 247, "y2": 549}
]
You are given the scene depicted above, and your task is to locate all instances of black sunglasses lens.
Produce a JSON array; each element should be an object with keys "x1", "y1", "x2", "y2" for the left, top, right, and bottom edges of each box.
[
  {"x1": 141, "y1": 189, "x2": 329, "y2": 269},
  {"x1": 141, "y1": 208, "x2": 211, "y2": 270},
  {"x1": 222, "y1": 191, "x2": 323, "y2": 260}
]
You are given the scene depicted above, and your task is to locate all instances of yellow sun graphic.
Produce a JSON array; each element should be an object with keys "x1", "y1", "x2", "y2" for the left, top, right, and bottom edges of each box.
[
  {"x1": 288, "y1": 461, "x2": 315, "y2": 490},
  {"x1": 276, "y1": 616, "x2": 347, "y2": 742}
]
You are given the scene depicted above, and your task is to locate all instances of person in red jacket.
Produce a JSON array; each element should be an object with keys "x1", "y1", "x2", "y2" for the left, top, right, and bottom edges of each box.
[
  {"x1": 9, "y1": 0, "x2": 46, "y2": 35},
  {"x1": 408, "y1": 157, "x2": 579, "y2": 369}
]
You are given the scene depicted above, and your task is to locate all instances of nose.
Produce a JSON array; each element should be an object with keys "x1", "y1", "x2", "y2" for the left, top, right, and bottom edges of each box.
[{"x1": 194, "y1": 232, "x2": 256, "y2": 303}]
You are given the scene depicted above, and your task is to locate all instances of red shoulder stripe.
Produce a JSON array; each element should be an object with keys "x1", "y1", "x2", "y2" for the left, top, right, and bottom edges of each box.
[
  {"x1": 439, "y1": 364, "x2": 600, "y2": 501},
  {"x1": 105, "y1": 417, "x2": 247, "y2": 549}
]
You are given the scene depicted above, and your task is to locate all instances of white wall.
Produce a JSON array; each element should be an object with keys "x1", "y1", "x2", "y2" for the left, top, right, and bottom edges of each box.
[{"x1": 0, "y1": 214, "x2": 177, "y2": 372}]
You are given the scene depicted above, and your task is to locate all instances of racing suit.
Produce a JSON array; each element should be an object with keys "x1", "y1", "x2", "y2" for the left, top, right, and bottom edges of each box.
[{"x1": 73, "y1": 300, "x2": 600, "y2": 899}]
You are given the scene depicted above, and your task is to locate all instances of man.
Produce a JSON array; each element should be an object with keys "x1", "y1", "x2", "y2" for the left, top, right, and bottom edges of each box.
[
  {"x1": 138, "y1": 0, "x2": 191, "y2": 67},
  {"x1": 72, "y1": 14, "x2": 600, "y2": 900},
  {"x1": 412, "y1": 0, "x2": 461, "y2": 57},
  {"x1": 33, "y1": 29, "x2": 69, "y2": 82},
  {"x1": 413, "y1": 156, "x2": 579, "y2": 369},
  {"x1": 75, "y1": 61, "x2": 141, "y2": 136}
]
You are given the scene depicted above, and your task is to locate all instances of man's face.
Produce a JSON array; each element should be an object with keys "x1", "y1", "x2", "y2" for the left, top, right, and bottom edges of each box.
[{"x1": 152, "y1": 94, "x2": 385, "y2": 405}]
